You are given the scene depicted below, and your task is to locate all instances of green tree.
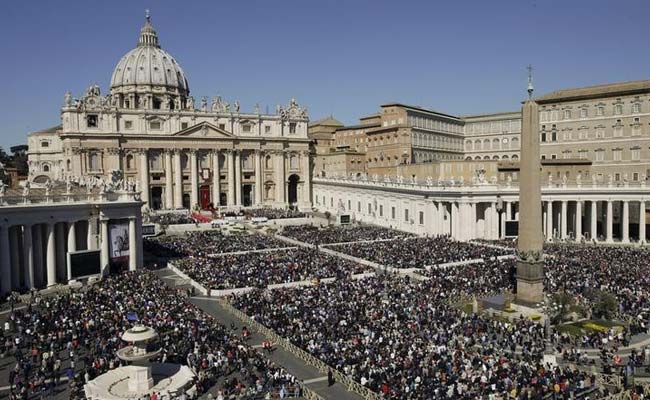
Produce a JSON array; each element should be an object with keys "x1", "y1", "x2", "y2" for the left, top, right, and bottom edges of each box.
[{"x1": 591, "y1": 291, "x2": 618, "y2": 320}]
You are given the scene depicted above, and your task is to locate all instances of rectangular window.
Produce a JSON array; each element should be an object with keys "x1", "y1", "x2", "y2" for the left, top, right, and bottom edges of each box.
[
  {"x1": 150, "y1": 121, "x2": 161, "y2": 130},
  {"x1": 348, "y1": 200, "x2": 351, "y2": 210},
  {"x1": 419, "y1": 211, "x2": 424, "y2": 225},
  {"x1": 615, "y1": 104, "x2": 623, "y2": 115},
  {"x1": 580, "y1": 108, "x2": 588, "y2": 119},
  {"x1": 633, "y1": 103, "x2": 641, "y2": 113},
  {"x1": 357, "y1": 201, "x2": 361, "y2": 212},
  {"x1": 265, "y1": 125, "x2": 271, "y2": 134},
  {"x1": 219, "y1": 123, "x2": 226, "y2": 130},
  {"x1": 125, "y1": 120, "x2": 133, "y2": 129},
  {"x1": 551, "y1": 154, "x2": 557, "y2": 160},
  {"x1": 242, "y1": 124, "x2": 251, "y2": 133},
  {"x1": 613, "y1": 149, "x2": 622, "y2": 161},
  {"x1": 87, "y1": 114, "x2": 98, "y2": 128},
  {"x1": 379, "y1": 205, "x2": 383, "y2": 217},
  {"x1": 634, "y1": 172, "x2": 639, "y2": 181},
  {"x1": 41, "y1": 141, "x2": 49, "y2": 148},
  {"x1": 289, "y1": 122, "x2": 297, "y2": 134},
  {"x1": 404, "y1": 209, "x2": 409, "y2": 222},
  {"x1": 564, "y1": 110, "x2": 571, "y2": 119},
  {"x1": 595, "y1": 151, "x2": 604, "y2": 161},
  {"x1": 368, "y1": 203, "x2": 372, "y2": 214},
  {"x1": 632, "y1": 149, "x2": 641, "y2": 161},
  {"x1": 181, "y1": 122, "x2": 188, "y2": 130},
  {"x1": 391, "y1": 206, "x2": 396, "y2": 219},
  {"x1": 597, "y1": 106, "x2": 604, "y2": 116}
]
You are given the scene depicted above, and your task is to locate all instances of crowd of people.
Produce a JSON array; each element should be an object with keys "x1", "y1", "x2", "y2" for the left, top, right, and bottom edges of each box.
[
  {"x1": 330, "y1": 236, "x2": 513, "y2": 269},
  {"x1": 174, "y1": 248, "x2": 370, "y2": 290},
  {"x1": 281, "y1": 224, "x2": 414, "y2": 245},
  {"x1": 148, "y1": 212, "x2": 196, "y2": 226},
  {"x1": 231, "y1": 271, "x2": 605, "y2": 399},
  {"x1": 245, "y1": 208, "x2": 306, "y2": 220},
  {"x1": 0, "y1": 271, "x2": 299, "y2": 399},
  {"x1": 144, "y1": 231, "x2": 288, "y2": 258}
]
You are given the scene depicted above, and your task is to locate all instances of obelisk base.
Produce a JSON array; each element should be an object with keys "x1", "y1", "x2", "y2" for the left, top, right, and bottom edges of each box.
[{"x1": 515, "y1": 258, "x2": 544, "y2": 306}]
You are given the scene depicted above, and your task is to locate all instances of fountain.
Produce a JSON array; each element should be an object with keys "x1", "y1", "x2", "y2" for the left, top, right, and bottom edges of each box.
[{"x1": 84, "y1": 325, "x2": 196, "y2": 399}]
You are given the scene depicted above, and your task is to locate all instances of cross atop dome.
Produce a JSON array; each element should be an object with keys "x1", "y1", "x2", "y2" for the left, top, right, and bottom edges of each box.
[{"x1": 138, "y1": 9, "x2": 159, "y2": 48}]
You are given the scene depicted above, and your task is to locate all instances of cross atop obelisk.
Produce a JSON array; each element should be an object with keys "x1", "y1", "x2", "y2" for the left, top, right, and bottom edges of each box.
[{"x1": 527, "y1": 64, "x2": 534, "y2": 99}]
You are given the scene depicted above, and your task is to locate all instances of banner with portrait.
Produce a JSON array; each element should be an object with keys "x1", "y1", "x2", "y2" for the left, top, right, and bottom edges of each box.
[{"x1": 109, "y1": 220, "x2": 130, "y2": 261}]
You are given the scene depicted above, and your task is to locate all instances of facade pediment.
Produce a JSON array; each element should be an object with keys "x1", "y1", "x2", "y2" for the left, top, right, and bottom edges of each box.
[{"x1": 173, "y1": 122, "x2": 234, "y2": 138}]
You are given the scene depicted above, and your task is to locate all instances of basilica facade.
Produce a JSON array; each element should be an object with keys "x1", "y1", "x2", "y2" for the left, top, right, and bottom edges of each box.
[{"x1": 27, "y1": 14, "x2": 312, "y2": 211}]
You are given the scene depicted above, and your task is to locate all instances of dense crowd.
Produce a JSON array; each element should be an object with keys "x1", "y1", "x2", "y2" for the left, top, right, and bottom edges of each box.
[
  {"x1": 232, "y1": 271, "x2": 604, "y2": 399},
  {"x1": 330, "y1": 236, "x2": 513, "y2": 269},
  {"x1": 149, "y1": 212, "x2": 196, "y2": 226},
  {"x1": 174, "y1": 248, "x2": 370, "y2": 290},
  {"x1": 0, "y1": 271, "x2": 299, "y2": 399},
  {"x1": 245, "y1": 208, "x2": 306, "y2": 220},
  {"x1": 144, "y1": 231, "x2": 288, "y2": 258},
  {"x1": 281, "y1": 224, "x2": 414, "y2": 245}
]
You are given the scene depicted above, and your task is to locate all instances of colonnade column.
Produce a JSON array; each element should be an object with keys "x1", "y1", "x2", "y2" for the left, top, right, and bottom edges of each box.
[
  {"x1": 500, "y1": 201, "x2": 507, "y2": 239},
  {"x1": 227, "y1": 150, "x2": 235, "y2": 206},
  {"x1": 255, "y1": 150, "x2": 263, "y2": 205},
  {"x1": 173, "y1": 150, "x2": 183, "y2": 209},
  {"x1": 469, "y1": 202, "x2": 476, "y2": 240},
  {"x1": 33, "y1": 226, "x2": 43, "y2": 287},
  {"x1": 23, "y1": 224, "x2": 34, "y2": 289},
  {"x1": 491, "y1": 202, "x2": 498, "y2": 239},
  {"x1": 190, "y1": 150, "x2": 198, "y2": 210},
  {"x1": 10, "y1": 227, "x2": 20, "y2": 289},
  {"x1": 640, "y1": 201, "x2": 646, "y2": 243},
  {"x1": 0, "y1": 225, "x2": 11, "y2": 296},
  {"x1": 100, "y1": 219, "x2": 109, "y2": 277},
  {"x1": 46, "y1": 222, "x2": 56, "y2": 287},
  {"x1": 164, "y1": 150, "x2": 173, "y2": 209},
  {"x1": 212, "y1": 151, "x2": 221, "y2": 207},
  {"x1": 590, "y1": 201, "x2": 598, "y2": 241},
  {"x1": 606, "y1": 200, "x2": 613, "y2": 243},
  {"x1": 235, "y1": 151, "x2": 242, "y2": 206},
  {"x1": 139, "y1": 150, "x2": 150, "y2": 207},
  {"x1": 560, "y1": 200, "x2": 568, "y2": 240},
  {"x1": 56, "y1": 223, "x2": 66, "y2": 282},
  {"x1": 622, "y1": 200, "x2": 630, "y2": 243},
  {"x1": 67, "y1": 221, "x2": 76, "y2": 281},
  {"x1": 451, "y1": 202, "x2": 459, "y2": 240},
  {"x1": 546, "y1": 200, "x2": 553, "y2": 241},
  {"x1": 575, "y1": 201, "x2": 582, "y2": 241},
  {"x1": 129, "y1": 217, "x2": 137, "y2": 272}
]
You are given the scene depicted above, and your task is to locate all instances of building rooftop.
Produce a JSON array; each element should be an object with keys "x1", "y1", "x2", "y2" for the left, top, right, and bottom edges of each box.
[
  {"x1": 308, "y1": 116, "x2": 344, "y2": 128},
  {"x1": 535, "y1": 79, "x2": 650, "y2": 104},
  {"x1": 380, "y1": 103, "x2": 461, "y2": 121}
]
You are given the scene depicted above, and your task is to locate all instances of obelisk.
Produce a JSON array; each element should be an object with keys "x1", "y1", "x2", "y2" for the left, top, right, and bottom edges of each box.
[{"x1": 516, "y1": 66, "x2": 544, "y2": 305}]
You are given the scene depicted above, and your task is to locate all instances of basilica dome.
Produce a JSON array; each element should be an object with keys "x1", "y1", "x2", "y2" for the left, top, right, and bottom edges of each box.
[{"x1": 110, "y1": 13, "x2": 189, "y2": 98}]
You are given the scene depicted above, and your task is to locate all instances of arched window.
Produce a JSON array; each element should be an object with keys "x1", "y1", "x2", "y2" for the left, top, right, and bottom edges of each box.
[
  {"x1": 492, "y1": 138, "x2": 500, "y2": 150},
  {"x1": 475, "y1": 140, "x2": 481, "y2": 150},
  {"x1": 289, "y1": 154, "x2": 299, "y2": 170},
  {"x1": 483, "y1": 139, "x2": 490, "y2": 150},
  {"x1": 265, "y1": 155, "x2": 272, "y2": 169},
  {"x1": 89, "y1": 152, "x2": 101, "y2": 171},
  {"x1": 466, "y1": 141, "x2": 473, "y2": 151},
  {"x1": 66, "y1": 159, "x2": 72, "y2": 171},
  {"x1": 42, "y1": 164, "x2": 50, "y2": 172},
  {"x1": 126, "y1": 154, "x2": 134, "y2": 170},
  {"x1": 511, "y1": 137, "x2": 519, "y2": 148},
  {"x1": 199, "y1": 152, "x2": 209, "y2": 169},
  {"x1": 511, "y1": 154, "x2": 519, "y2": 160}
]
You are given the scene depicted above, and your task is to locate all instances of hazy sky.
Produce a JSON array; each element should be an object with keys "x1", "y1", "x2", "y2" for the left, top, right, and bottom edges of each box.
[{"x1": 1, "y1": 0, "x2": 648, "y2": 149}]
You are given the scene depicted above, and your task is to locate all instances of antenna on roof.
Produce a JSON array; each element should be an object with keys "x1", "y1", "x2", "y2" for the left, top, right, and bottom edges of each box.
[{"x1": 527, "y1": 64, "x2": 534, "y2": 99}]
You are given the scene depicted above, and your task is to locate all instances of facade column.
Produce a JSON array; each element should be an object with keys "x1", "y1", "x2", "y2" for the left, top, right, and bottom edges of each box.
[
  {"x1": 129, "y1": 218, "x2": 137, "y2": 271},
  {"x1": 23, "y1": 224, "x2": 34, "y2": 289},
  {"x1": 173, "y1": 150, "x2": 183, "y2": 208},
  {"x1": 46, "y1": 222, "x2": 56, "y2": 287},
  {"x1": 0, "y1": 225, "x2": 11, "y2": 296},
  {"x1": 100, "y1": 219, "x2": 110, "y2": 277},
  {"x1": 190, "y1": 150, "x2": 199, "y2": 210},
  {"x1": 67, "y1": 221, "x2": 76, "y2": 281},
  {"x1": 606, "y1": 200, "x2": 614, "y2": 243},
  {"x1": 86, "y1": 219, "x2": 95, "y2": 250},
  {"x1": 590, "y1": 201, "x2": 598, "y2": 241},
  {"x1": 640, "y1": 201, "x2": 646, "y2": 243},
  {"x1": 451, "y1": 202, "x2": 459, "y2": 240},
  {"x1": 575, "y1": 201, "x2": 582, "y2": 241},
  {"x1": 546, "y1": 200, "x2": 553, "y2": 242},
  {"x1": 164, "y1": 150, "x2": 173, "y2": 209},
  {"x1": 139, "y1": 150, "x2": 150, "y2": 207},
  {"x1": 506, "y1": 201, "x2": 512, "y2": 221},
  {"x1": 255, "y1": 150, "x2": 263, "y2": 205},
  {"x1": 136, "y1": 215, "x2": 143, "y2": 269},
  {"x1": 560, "y1": 200, "x2": 568, "y2": 239},
  {"x1": 622, "y1": 200, "x2": 630, "y2": 243},
  {"x1": 227, "y1": 150, "x2": 235, "y2": 206},
  {"x1": 56, "y1": 223, "x2": 66, "y2": 282},
  {"x1": 212, "y1": 151, "x2": 220, "y2": 207},
  {"x1": 301, "y1": 150, "x2": 311, "y2": 207},
  {"x1": 491, "y1": 202, "x2": 498, "y2": 239},
  {"x1": 275, "y1": 151, "x2": 286, "y2": 205},
  {"x1": 235, "y1": 150, "x2": 242, "y2": 206}
]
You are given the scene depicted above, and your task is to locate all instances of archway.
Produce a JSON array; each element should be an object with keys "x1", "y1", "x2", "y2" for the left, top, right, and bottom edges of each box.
[
  {"x1": 200, "y1": 185, "x2": 211, "y2": 209},
  {"x1": 242, "y1": 184, "x2": 253, "y2": 207},
  {"x1": 182, "y1": 193, "x2": 190, "y2": 209},
  {"x1": 150, "y1": 187, "x2": 163, "y2": 210},
  {"x1": 287, "y1": 174, "x2": 300, "y2": 204}
]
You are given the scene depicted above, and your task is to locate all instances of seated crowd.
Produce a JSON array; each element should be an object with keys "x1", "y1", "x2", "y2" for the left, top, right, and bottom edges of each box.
[
  {"x1": 244, "y1": 208, "x2": 306, "y2": 220},
  {"x1": 281, "y1": 224, "x2": 414, "y2": 245},
  {"x1": 174, "y1": 248, "x2": 370, "y2": 290},
  {"x1": 149, "y1": 212, "x2": 196, "y2": 226},
  {"x1": 232, "y1": 270, "x2": 602, "y2": 399},
  {"x1": 0, "y1": 271, "x2": 299, "y2": 399},
  {"x1": 331, "y1": 236, "x2": 513, "y2": 269},
  {"x1": 144, "y1": 231, "x2": 288, "y2": 258}
]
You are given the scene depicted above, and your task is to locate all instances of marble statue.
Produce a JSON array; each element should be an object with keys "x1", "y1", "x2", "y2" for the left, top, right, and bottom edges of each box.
[
  {"x1": 174, "y1": 96, "x2": 181, "y2": 110},
  {"x1": 44, "y1": 181, "x2": 53, "y2": 196},
  {"x1": 0, "y1": 180, "x2": 6, "y2": 197},
  {"x1": 234, "y1": 100, "x2": 240, "y2": 113},
  {"x1": 576, "y1": 174, "x2": 581, "y2": 186},
  {"x1": 64, "y1": 91, "x2": 73, "y2": 106},
  {"x1": 254, "y1": 103, "x2": 260, "y2": 114},
  {"x1": 200, "y1": 97, "x2": 208, "y2": 112},
  {"x1": 426, "y1": 176, "x2": 433, "y2": 186},
  {"x1": 186, "y1": 96, "x2": 195, "y2": 110},
  {"x1": 22, "y1": 181, "x2": 30, "y2": 197},
  {"x1": 211, "y1": 96, "x2": 222, "y2": 112}
]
